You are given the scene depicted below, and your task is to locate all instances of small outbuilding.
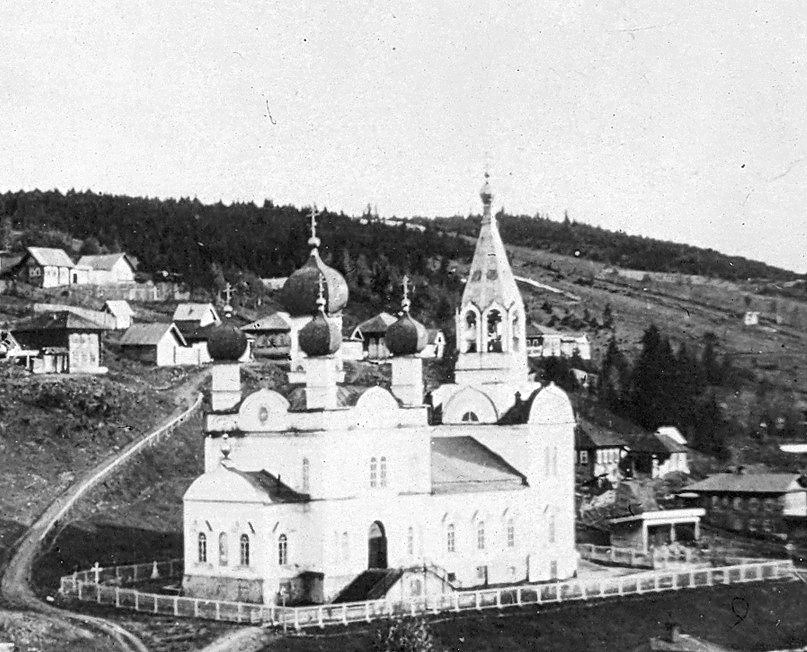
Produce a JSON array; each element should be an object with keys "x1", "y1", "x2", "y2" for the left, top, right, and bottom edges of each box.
[
  {"x1": 103, "y1": 300, "x2": 135, "y2": 329},
  {"x1": 77, "y1": 253, "x2": 137, "y2": 285},
  {"x1": 119, "y1": 322, "x2": 189, "y2": 367},
  {"x1": 7, "y1": 247, "x2": 77, "y2": 288},
  {"x1": 350, "y1": 312, "x2": 397, "y2": 359},
  {"x1": 241, "y1": 312, "x2": 292, "y2": 359},
  {"x1": 12, "y1": 311, "x2": 107, "y2": 374}
]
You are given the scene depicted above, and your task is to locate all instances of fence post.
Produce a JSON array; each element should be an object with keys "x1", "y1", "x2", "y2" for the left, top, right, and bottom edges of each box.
[
  {"x1": 516, "y1": 587, "x2": 522, "y2": 606},
  {"x1": 318, "y1": 606, "x2": 324, "y2": 629},
  {"x1": 672, "y1": 573, "x2": 677, "y2": 590},
  {"x1": 342, "y1": 604, "x2": 348, "y2": 625},
  {"x1": 617, "y1": 577, "x2": 623, "y2": 596},
  {"x1": 707, "y1": 569, "x2": 714, "y2": 586},
  {"x1": 294, "y1": 609, "x2": 300, "y2": 631},
  {"x1": 134, "y1": 591, "x2": 139, "y2": 612},
  {"x1": 114, "y1": 587, "x2": 120, "y2": 607},
  {"x1": 410, "y1": 601, "x2": 416, "y2": 617},
  {"x1": 96, "y1": 584, "x2": 102, "y2": 603},
  {"x1": 475, "y1": 591, "x2": 481, "y2": 611},
  {"x1": 496, "y1": 589, "x2": 502, "y2": 609},
  {"x1": 78, "y1": 581, "x2": 83, "y2": 601},
  {"x1": 365, "y1": 602, "x2": 371, "y2": 623},
  {"x1": 237, "y1": 603, "x2": 242, "y2": 623},
  {"x1": 454, "y1": 592, "x2": 460, "y2": 612},
  {"x1": 174, "y1": 596, "x2": 179, "y2": 616},
  {"x1": 690, "y1": 569, "x2": 695, "y2": 587},
  {"x1": 154, "y1": 595, "x2": 159, "y2": 614},
  {"x1": 133, "y1": 564, "x2": 138, "y2": 582},
  {"x1": 194, "y1": 599, "x2": 200, "y2": 618}
]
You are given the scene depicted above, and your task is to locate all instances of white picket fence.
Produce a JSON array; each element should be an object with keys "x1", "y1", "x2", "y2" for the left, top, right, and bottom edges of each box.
[{"x1": 60, "y1": 557, "x2": 795, "y2": 630}]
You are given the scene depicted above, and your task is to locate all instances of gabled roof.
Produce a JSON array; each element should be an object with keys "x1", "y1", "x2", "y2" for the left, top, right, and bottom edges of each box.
[
  {"x1": 26, "y1": 247, "x2": 75, "y2": 268},
  {"x1": 119, "y1": 322, "x2": 186, "y2": 346},
  {"x1": 242, "y1": 312, "x2": 292, "y2": 333},
  {"x1": 176, "y1": 322, "x2": 216, "y2": 342},
  {"x1": 231, "y1": 469, "x2": 310, "y2": 503},
  {"x1": 77, "y1": 253, "x2": 135, "y2": 271},
  {"x1": 12, "y1": 311, "x2": 106, "y2": 333},
  {"x1": 629, "y1": 432, "x2": 688, "y2": 455},
  {"x1": 172, "y1": 303, "x2": 219, "y2": 323},
  {"x1": 684, "y1": 473, "x2": 807, "y2": 495},
  {"x1": 526, "y1": 324, "x2": 562, "y2": 338},
  {"x1": 103, "y1": 300, "x2": 135, "y2": 318},
  {"x1": 431, "y1": 436, "x2": 526, "y2": 494},
  {"x1": 355, "y1": 312, "x2": 397, "y2": 336},
  {"x1": 575, "y1": 419, "x2": 629, "y2": 449}
]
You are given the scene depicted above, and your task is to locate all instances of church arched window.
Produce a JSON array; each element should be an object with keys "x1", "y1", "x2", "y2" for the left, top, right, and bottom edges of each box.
[
  {"x1": 301, "y1": 458, "x2": 310, "y2": 493},
  {"x1": 447, "y1": 524, "x2": 455, "y2": 552},
  {"x1": 506, "y1": 519, "x2": 515, "y2": 548},
  {"x1": 370, "y1": 457, "x2": 377, "y2": 488},
  {"x1": 240, "y1": 534, "x2": 250, "y2": 566},
  {"x1": 278, "y1": 534, "x2": 288, "y2": 565},
  {"x1": 464, "y1": 311, "x2": 478, "y2": 353},
  {"x1": 548, "y1": 511, "x2": 556, "y2": 544},
  {"x1": 379, "y1": 456, "x2": 387, "y2": 487},
  {"x1": 486, "y1": 309, "x2": 503, "y2": 352},
  {"x1": 407, "y1": 526, "x2": 414, "y2": 555},
  {"x1": 218, "y1": 532, "x2": 228, "y2": 566},
  {"x1": 477, "y1": 521, "x2": 486, "y2": 550},
  {"x1": 461, "y1": 411, "x2": 479, "y2": 423},
  {"x1": 197, "y1": 533, "x2": 207, "y2": 563}
]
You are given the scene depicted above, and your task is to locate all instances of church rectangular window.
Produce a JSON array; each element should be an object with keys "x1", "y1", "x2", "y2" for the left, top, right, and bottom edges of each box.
[
  {"x1": 240, "y1": 534, "x2": 250, "y2": 566},
  {"x1": 579, "y1": 450, "x2": 588, "y2": 465},
  {"x1": 301, "y1": 458, "x2": 310, "y2": 493},
  {"x1": 447, "y1": 524, "x2": 455, "y2": 553},
  {"x1": 548, "y1": 512, "x2": 556, "y2": 543},
  {"x1": 477, "y1": 521, "x2": 485, "y2": 550},
  {"x1": 197, "y1": 533, "x2": 207, "y2": 563},
  {"x1": 370, "y1": 457, "x2": 377, "y2": 488},
  {"x1": 506, "y1": 519, "x2": 515, "y2": 548},
  {"x1": 341, "y1": 532, "x2": 350, "y2": 562},
  {"x1": 278, "y1": 534, "x2": 287, "y2": 565},
  {"x1": 380, "y1": 456, "x2": 387, "y2": 487},
  {"x1": 218, "y1": 532, "x2": 228, "y2": 566},
  {"x1": 407, "y1": 526, "x2": 414, "y2": 555}
]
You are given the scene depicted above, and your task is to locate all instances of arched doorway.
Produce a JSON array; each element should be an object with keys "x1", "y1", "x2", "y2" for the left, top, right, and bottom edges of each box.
[{"x1": 367, "y1": 521, "x2": 388, "y2": 569}]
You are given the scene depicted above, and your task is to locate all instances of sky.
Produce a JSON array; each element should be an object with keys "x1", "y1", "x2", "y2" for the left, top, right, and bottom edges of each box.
[{"x1": 1, "y1": 2, "x2": 805, "y2": 273}]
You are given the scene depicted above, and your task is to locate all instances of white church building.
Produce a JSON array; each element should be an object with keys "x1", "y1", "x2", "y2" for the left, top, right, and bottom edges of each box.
[{"x1": 182, "y1": 174, "x2": 578, "y2": 606}]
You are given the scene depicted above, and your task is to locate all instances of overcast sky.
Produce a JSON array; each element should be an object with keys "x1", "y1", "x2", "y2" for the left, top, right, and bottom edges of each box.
[{"x1": 1, "y1": 2, "x2": 805, "y2": 272}]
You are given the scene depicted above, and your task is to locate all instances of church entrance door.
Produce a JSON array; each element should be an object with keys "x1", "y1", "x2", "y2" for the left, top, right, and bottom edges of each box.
[{"x1": 368, "y1": 521, "x2": 388, "y2": 569}]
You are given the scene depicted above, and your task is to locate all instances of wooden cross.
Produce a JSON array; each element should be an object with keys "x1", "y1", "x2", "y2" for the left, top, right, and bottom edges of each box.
[{"x1": 223, "y1": 283, "x2": 234, "y2": 305}]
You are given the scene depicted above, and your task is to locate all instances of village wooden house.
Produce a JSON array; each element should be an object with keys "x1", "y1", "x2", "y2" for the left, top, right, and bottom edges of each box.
[
  {"x1": 682, "y1": 471, "x2": 807, "y2": 538},
  {"x1": 102, "y1": 300, "x2": 135, "y2": 329},
  {"x1": 77, "y1": 253, "x2": 137, "y2": 285},
  {"x1": 12, "y1": 311, "x2": 107, "y2": 374},
  {"x1": 625, "y1": 428, "x2": 690, "y2": 478},
  {"x1": 350, "y1": 312, "x2": 397, "y2": 359},
  {"x1": 525, "y1": 324, "x2": 591, "y2": 360},
  {"x1": 574, "y1": 419, "x2": 629, "y2": 485},
  {"x1": 6, "y1": 247, "x2": 82, "y2": 288},
  {"x1": 241, "y1": 312, "x2": 292, "y2": 359},
  {"x1": 119, "y1": 322, "x2": 190, "y2": 367}
]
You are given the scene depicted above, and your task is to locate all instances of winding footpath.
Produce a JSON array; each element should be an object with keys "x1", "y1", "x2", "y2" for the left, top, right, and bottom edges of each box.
[{"x1": 0, "y1": 370, "x2": 208, "y2": 652}]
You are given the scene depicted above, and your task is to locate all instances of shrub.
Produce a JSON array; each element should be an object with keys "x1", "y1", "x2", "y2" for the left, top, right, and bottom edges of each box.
[{"x1": 373, "y1": 617, "x2": 435, "y2": 652}]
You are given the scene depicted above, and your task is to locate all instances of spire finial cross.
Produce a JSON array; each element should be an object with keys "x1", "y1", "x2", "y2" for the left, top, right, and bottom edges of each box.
[
  {"x1": 308, "y1": 205, "x2": 321, "y2": 250},
  {"x1": 315, "y1": 272, "x2": 326, "y2": 314},
  {"x1": 401, "y1": 274, "x2": 411, "y2": 313}
]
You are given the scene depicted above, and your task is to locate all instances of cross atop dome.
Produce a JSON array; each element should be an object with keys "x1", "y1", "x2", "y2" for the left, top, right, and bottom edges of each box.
[{"x1": 308, "y1": 206, "x2": 321, "y2": 251}]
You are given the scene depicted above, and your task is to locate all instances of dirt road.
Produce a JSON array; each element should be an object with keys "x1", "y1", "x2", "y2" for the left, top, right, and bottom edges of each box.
[{"x1": 0, "y1": 370, "x2": 208, "y2": 651}]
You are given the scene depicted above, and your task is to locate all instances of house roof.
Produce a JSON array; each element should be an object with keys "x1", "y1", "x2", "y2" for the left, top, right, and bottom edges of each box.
[
  {"x1": 104, "y1": 300, "x2": 135, "y2": 318},
  {"x1": 176, "y1": 322, "x2": 216, "y2": 342},
  {"x1": 629, "y1": 432, "x2": 688, "y2": 455},
  {"x1": 26, "y1": 247, "x2": 75, "y2": 268},
  {"x1": 355, "y1": 312, "x2": 397, "y2": 336},
  {"x1": 242, "y1": 312, "x2": 292, "y2": 333},
  {"x1": 12, "y1": 311, "x2": 106, "y2": 333},
  {"x1": 172, "y1": 303, "x2": 218, "y2": 322},
  {"x1": 575, "y1": 419, "x2": 629, "y2": 449},
  {"x1": 684, "y1": 473, "x2": 807, "y2": 495},
  {"x1": 119, "y1": 322, "x2": 186, "y2": 347},
  {"x1": 431, "y1": 436, "x2": 526, "y2": 494},
  {"x1": 230, "y1": 469, "x2": 310, "y2": 503},
  {"x1": 77, "y1": 253, "x2": 134, "y2": 271},
  {"x1": 526, "y1": 324, "x2": 562, "y2": 338}
]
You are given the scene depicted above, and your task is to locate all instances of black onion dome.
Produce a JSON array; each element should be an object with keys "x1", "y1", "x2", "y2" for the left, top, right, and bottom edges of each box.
[
  {"x1": 280, "y1": 252, "x2": 349, "y2": 317},
  {"x1": 386, "y1": 312, "x2": 428, "y2": 356},
  {"x1": 208, "y1": 322, "x2": 248, "y2": 361},
  {"x1": 299, "y1": 312, "x2": 341, "y2": 357}
]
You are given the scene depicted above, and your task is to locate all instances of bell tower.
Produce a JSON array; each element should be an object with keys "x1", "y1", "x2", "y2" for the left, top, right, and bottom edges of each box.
[{"x1": 454, "y1": 171, "x2": 528, "y2": 385}]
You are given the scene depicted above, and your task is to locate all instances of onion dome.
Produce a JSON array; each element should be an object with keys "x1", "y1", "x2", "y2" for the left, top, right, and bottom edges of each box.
[
  {"x1": 208, "y1": 306, "x2": 248, "y2": 362},
  {"x1": 280, "y1": 210, "x2": 349, "y2": 317},
  {"x1": 386, "y1": 276, "x2": 427, "y2": 356},
  {"x1": 298, "y1": 275, "x2": 341, "y2": 357}
]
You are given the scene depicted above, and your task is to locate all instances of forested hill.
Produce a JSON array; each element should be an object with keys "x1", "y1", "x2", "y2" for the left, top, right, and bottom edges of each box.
[
  {"x1": 0, "y1": 189, "x2": 469, "y2": 320},
  {"x1": 426, "y1": 213, "x2": 799, "y2": 282}
]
